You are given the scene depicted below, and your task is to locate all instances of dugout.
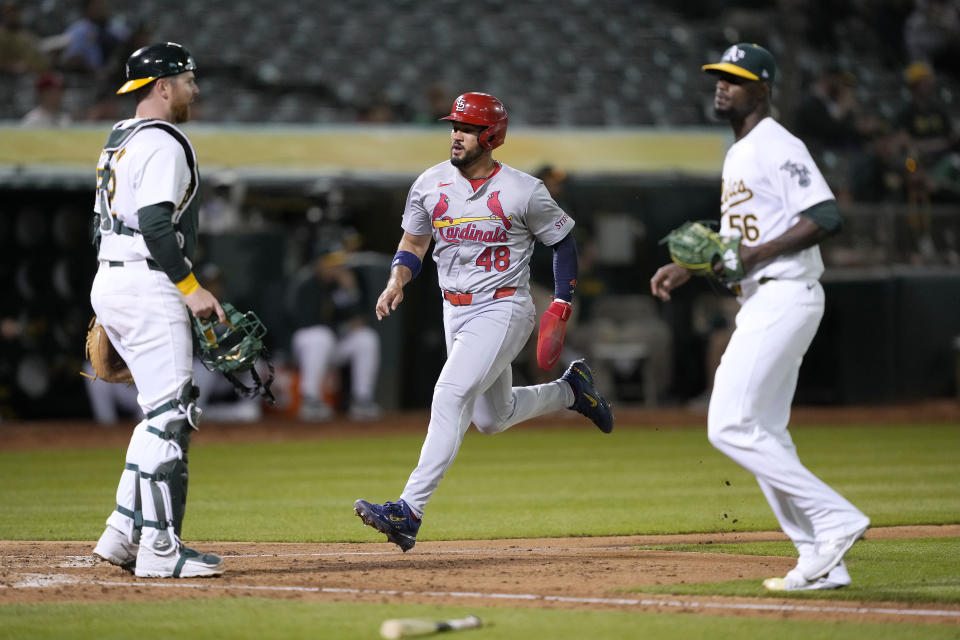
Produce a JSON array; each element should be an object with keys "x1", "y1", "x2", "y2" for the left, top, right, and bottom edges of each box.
[{"x1": 1, "y1": 169, "x2": 958, "y2": 419}]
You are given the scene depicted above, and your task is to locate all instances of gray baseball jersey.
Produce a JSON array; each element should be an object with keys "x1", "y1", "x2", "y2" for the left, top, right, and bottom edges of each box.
[{"x1": 401, "y1": 161, "x2": 574, "y2": 293}]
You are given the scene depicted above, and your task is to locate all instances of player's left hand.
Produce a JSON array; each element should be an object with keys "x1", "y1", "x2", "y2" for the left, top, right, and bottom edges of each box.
[
  {"x1": 185, "y1": 286, "x2": 226, "y2": 323},
  {"x1": 375, "y1": 280, "x2": 404, "y2": 321},
  {"x1": 536, "y1": 299, "x2": 572, "y2": 370}
]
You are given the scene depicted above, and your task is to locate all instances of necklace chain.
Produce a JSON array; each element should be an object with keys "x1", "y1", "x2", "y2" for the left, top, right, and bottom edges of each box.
[{"x1": 464, "y1": 162, "x2": 499, "y2": 181}]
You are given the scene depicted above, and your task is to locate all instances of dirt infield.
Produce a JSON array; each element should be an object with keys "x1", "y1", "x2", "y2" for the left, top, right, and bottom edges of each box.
[
  {"x1": 2, "y1": 526, "x2": 959, "y2": 625},
  {"x1": 2, "y1": 405, "x2": 958, "y2": 626}
]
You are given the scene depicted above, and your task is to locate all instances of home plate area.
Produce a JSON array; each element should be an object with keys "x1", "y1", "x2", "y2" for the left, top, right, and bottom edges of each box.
[{"x1": 2, "y1": 529, "x2": 959, "y2": 625}]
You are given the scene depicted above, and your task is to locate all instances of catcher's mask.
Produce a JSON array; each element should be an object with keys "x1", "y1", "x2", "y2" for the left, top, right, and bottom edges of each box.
[{"x1": 193, "y1": 303, "x2": 275, "y2": 403}]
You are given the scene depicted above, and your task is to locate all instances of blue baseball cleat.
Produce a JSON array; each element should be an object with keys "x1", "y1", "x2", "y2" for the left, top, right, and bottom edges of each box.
[
  {"x1": 561, "y1": 359, "x2": 614, "y2": 433},
  {"x1": 353, "y1": 498, "x2": 421, "y2": 552}
]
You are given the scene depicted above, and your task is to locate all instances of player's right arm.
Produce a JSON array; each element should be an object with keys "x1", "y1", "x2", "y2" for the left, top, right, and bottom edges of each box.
[
  {"x1": 650, "y1": 262, "x2": 692, "y2": 301},
  {"x1": 376, "y1": 232, "x2": 431, "y2": 320}
]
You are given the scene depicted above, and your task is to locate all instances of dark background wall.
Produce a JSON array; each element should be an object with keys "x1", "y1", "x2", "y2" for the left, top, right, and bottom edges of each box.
[{"x1": 2, "y1": 178, "x2": 957, "y2": 420}]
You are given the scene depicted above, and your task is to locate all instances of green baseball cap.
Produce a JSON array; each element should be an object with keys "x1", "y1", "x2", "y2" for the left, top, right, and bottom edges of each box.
[{"x1": 702, "y1": 43, "x2": 776, "y2": 83}]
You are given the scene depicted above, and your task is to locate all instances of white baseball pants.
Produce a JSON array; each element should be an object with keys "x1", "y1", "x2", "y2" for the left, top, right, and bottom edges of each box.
[
  {"x1": 90, "y1": 261, "x2": 196, "y2": 552},
  {"x1": 707, "y1": 280, "x2": 869, "y2": 551}
]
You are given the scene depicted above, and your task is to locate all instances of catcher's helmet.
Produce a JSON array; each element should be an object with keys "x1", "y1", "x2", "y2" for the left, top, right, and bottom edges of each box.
[
  {"x1": 116, "y1": 42, "x2": 197, "y2": 95},
  {"x1": 440, "y1": 92, "x2": 508, "y2": 150}
]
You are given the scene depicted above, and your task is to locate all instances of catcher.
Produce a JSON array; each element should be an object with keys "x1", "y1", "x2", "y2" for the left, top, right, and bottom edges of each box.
[
  {"x1": 651, "y1": 43, "x2": 869, "y2": 593},
  {"x1": 88, "y1": 42, "x2": 230, "y2": 579}
]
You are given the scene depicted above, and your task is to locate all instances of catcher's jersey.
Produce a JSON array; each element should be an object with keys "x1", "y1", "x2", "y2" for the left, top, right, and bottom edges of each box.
[
  {"x1": 719, "y1": 117, "x2": 833, "y2": 282},
  {"x1": 93, "y1": 118, "x2": 200, "y2": 264},
  {"x1": 402, "y1": 161, "x2": 574, "y2": 293}
]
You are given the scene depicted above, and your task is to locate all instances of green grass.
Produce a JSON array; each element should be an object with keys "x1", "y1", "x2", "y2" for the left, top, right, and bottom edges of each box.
[
  {"x1": 629, "y1": 537, "x2": 960, "y2": 603},
  {"x1": 1, "y1": 599, "x2": 957, "y2": 640},
  {"x1": 0, "y1": 423, "x2": 956, "y2": 542},
  {"x1": 1, "y1": 421, "x2": 958, "y2": 639}
]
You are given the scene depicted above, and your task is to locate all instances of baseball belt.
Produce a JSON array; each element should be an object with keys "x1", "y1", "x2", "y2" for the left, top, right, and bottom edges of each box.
[{"x1": 443, "y1": 287, "x2": 517, "y2": 306}]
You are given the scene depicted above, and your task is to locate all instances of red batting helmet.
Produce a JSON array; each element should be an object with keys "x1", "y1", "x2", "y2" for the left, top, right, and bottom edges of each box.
[{"x1": 440, "y1": 92, "x2": 508, "y2": 150}]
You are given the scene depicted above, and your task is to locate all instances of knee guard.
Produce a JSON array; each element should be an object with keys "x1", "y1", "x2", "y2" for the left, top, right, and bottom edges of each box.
[{"x1": 109, "y1": 381, "x2": 198, "y2": 549}]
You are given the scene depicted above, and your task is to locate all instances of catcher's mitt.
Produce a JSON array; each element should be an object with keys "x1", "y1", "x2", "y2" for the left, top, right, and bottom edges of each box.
[
  {"x1": 84, "y1": 316, "x2": 134, "y2": 384},
  {"x1": 660, "y1": 221, "x2": 746, "y2": 283}
]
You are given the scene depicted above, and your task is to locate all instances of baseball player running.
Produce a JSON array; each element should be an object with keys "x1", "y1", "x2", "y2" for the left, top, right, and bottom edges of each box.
[
  {"x1": 354, "y1": 92, "x2": 613, "y2": 551},
  {"x1": 651, "y1": 44, "x2": 869, "y2": 591},
  {"x1": 90, "y1": 42, "x2": 227, "y2": 578}
]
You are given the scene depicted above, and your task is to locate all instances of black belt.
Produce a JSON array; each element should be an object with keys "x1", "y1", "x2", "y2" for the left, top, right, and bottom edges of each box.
[{"x1": 107, "y1": 259, "x2": 163, "y2": 271}]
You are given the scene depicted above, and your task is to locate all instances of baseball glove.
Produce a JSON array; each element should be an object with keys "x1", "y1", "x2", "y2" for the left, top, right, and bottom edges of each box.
[
  {"x1": 660, "y1": 221, "x2": 745, "y2": 283},
  {"x1": 84, "y1": 316, "x2": 134, "y2": 384}
]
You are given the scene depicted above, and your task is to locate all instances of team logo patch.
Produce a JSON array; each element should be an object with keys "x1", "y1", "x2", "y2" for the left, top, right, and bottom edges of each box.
[
  {"x1": 722, "y1": 45, "x2": 746, "y2": 62},
  {"x1": 430, "y1": 190, "x2": 511, "y2": 244},
  {"x1": 780, "y1": 160, "x2": 811, "y2": 187},
  {"x1": 454, "y1": 96, "x2": 466, "y2": 112}
]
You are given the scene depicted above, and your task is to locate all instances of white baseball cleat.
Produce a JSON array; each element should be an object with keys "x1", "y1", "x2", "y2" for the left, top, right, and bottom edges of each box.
[
  {"x1": 134, "y1": 544, "x2": 224, "y2": 578},
  {"x1": 798, "y1": 521, "x2": 869, "y2": 582},
  {"x1": 92, "y1": 525, "x2": 138, "y2": 573},
  {"x1": 764, "y1": 562, "x2": 851, "y2": 591}
]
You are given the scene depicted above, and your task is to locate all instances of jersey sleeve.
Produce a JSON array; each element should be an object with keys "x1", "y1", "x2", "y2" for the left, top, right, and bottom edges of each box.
[
  {"x1": 132, "y1": 135, "x2": 190, "y2": 210},
  {"x1": 524, "y1": 181, "x2": 575, "y2": 245},
  {"x1": 400, "y1": 174, "x2": 432, "y2": 236},
  {"x1": 770, "y1": 140, "x2": 835, "y2": 216}
]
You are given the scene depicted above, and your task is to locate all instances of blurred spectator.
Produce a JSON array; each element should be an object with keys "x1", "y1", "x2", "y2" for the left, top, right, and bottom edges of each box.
[
  {"x1": 893, "y1": 61, "x2": 960, "y2": 261},
  {"x1": 200, "y1": 172, "x2": 247, "y2": 233},
  {"x1": 412, "y1": 83, "x2": 455, "y2": 124},
  {"x1": 849, "y1": 127, "x2": 911, "y2": 203},
  {"x1": 897, "y1": 62, "x2": 957, "y2": 162},
  {"x1": 794, "y1": 66, "x2": 881, "y2": 153},
  {"x1": 896, "y1": 62, "x2": 960, "y2": 203},
  {"x1": 0, "y1": 0, "x2": 50, "y2": 74},
  {"x1": 58, "y1": 0, "x2": 127, "y2": 73},
  {"x1": 20, "y1": 72, "x2": 72, "y2": 128},
  {"x1": 85, "y1": 18, "x2": 153, "y2": 122},
  {"x1": 358, "y1": 91, "x2": 408, "y2": 123},
  {"x1": 904, "y1": 0, "x2": 960, "y2": 78},
  {"x1": 287, "y1": 247, "x2": 381, "y2": 421}
]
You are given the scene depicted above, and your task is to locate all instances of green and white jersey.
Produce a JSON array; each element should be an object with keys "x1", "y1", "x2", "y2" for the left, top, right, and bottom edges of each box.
[
  {"x1": 719, "y1": 117, "x2": 834, "y2": 282},
  {"x1": 93, "y1": 118, "x2": 200, "y2": 264}
]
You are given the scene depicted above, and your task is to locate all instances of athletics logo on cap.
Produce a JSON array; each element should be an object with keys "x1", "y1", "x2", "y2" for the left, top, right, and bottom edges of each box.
[{"x1": 702, "y1": 43, "x2": 776, "y2": 83}]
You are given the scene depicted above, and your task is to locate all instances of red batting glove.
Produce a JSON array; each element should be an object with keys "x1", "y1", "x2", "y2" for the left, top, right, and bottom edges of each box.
[{"x1": 537, "y1": 299, "x2": 572, "y2": 370}]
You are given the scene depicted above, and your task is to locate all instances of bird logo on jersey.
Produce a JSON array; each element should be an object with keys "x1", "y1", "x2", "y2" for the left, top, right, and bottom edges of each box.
[
  {"x1": 431, "y1": 193, "x2": 451, "y2": 223},
  {"x1": 430, "y1": 191, "x2": 511, "y2": 244},
  {"x1": 485, "y1": 191, "x2": 512, "y2": 230}
]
